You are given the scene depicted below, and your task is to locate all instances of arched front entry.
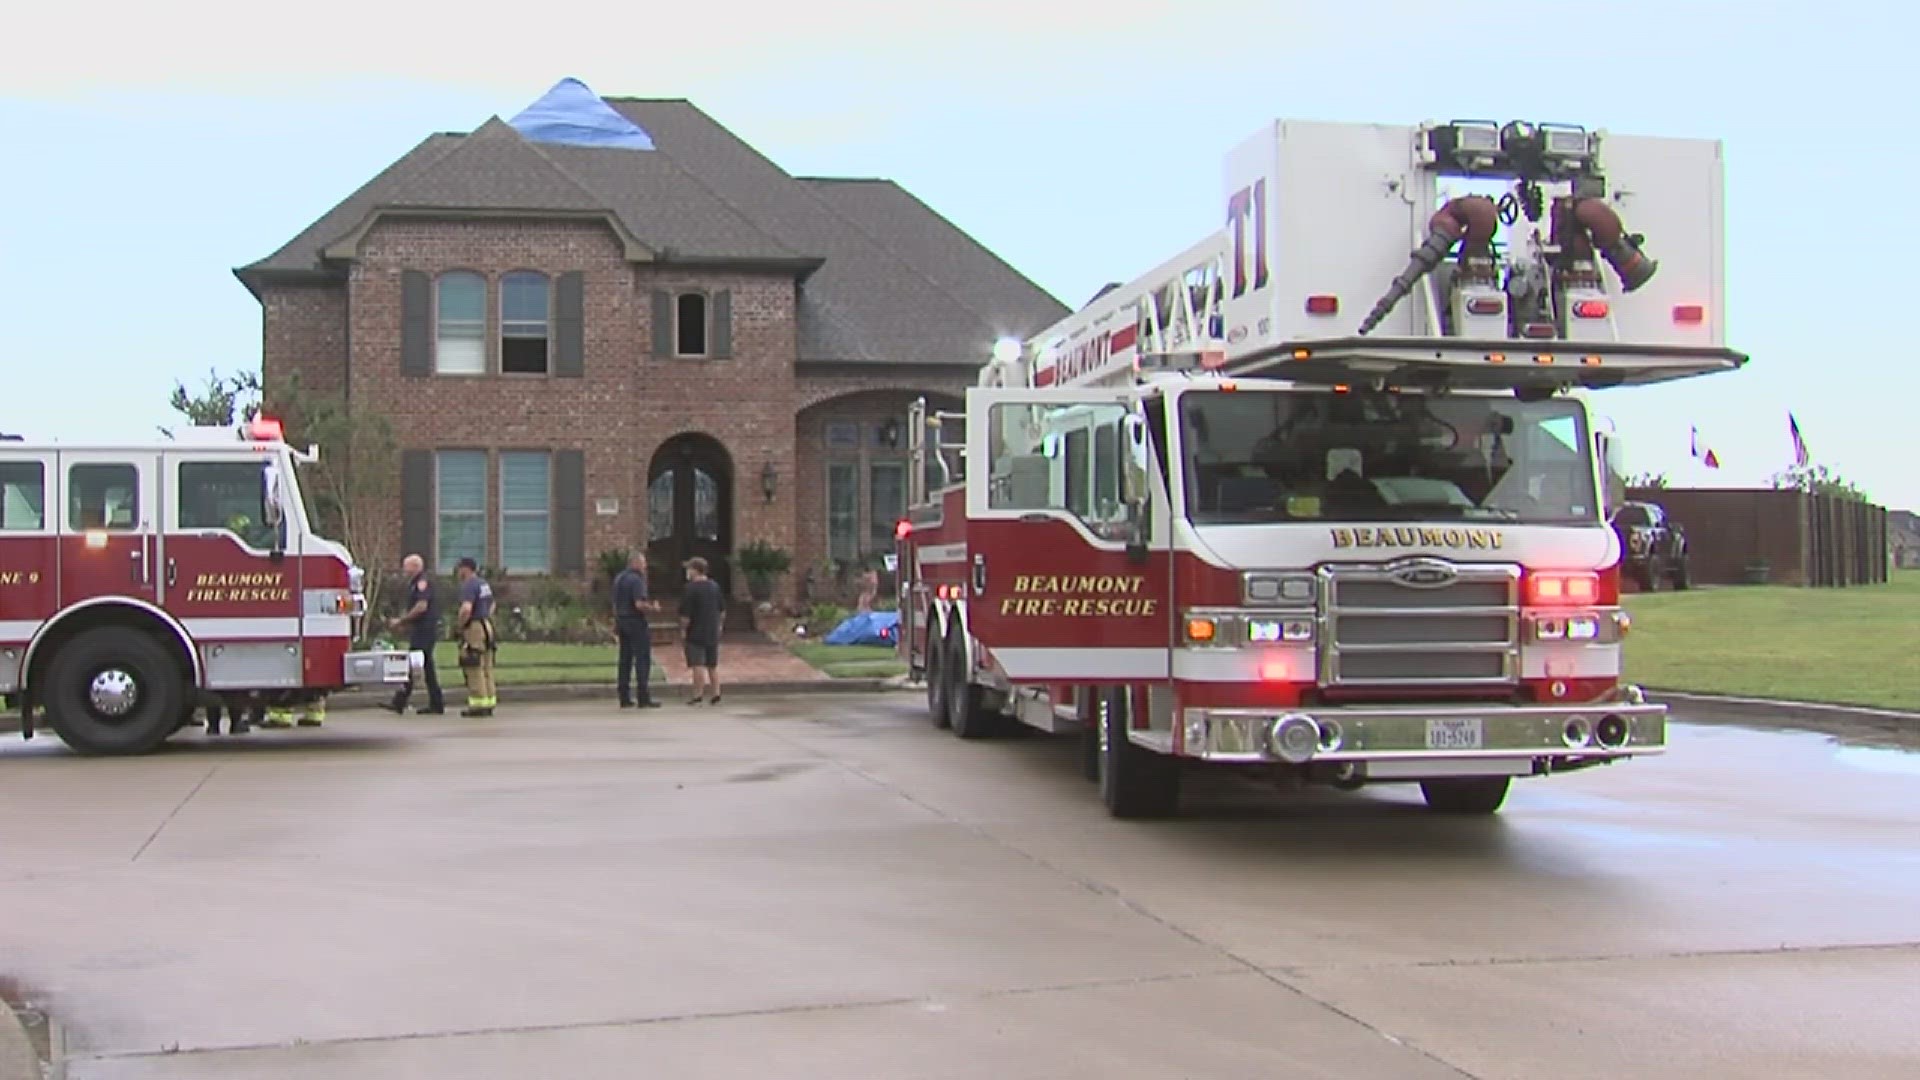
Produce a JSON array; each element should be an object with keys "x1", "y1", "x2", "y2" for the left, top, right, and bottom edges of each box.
[{"x1": 646, "y1": 433, "x2": 733, "y2": 597}]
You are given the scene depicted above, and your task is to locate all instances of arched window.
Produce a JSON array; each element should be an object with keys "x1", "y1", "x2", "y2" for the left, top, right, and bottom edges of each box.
[
  {"x1": 501, "y1": 270, "x2": 551, "y2": 374},
  {"x1": 435, "y1": 271, "x2": 487, "y2": 374},
  {"x1": 675, "y1": 292, "x2": 708, "y2": 357}
]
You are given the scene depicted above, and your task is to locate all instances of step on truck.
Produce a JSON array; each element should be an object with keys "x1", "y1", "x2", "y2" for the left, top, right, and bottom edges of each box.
[
  {"x1": 894, "y1": 117, "x2": 1745, "y2": 817},
  {"x1": 0, "y1": 418, "x2": 414, "y2": 755}
]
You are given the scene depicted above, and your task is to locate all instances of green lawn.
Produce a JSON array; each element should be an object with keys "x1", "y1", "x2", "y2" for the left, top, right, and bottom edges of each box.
[
  {"x1": 424, "y1": 641, "x2": 664, "y2": 686},
  {"x1": 1623, "y1": 571, "x2": 1918, "y2": 711},
  {"x1": 788, "y1": 642, "x2": 908, "y2": 679}
]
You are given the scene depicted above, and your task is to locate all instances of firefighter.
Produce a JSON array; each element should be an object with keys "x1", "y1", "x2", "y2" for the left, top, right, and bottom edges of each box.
[{"x1": 453, "y1": 557, "x2": 497, "y2": 717}]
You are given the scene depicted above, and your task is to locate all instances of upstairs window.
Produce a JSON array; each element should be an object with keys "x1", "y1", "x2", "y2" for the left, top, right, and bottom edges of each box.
[
  {"x1": 501, "y1": 271, "x2": 551, "y2": 375},
  {"x1": 435, "y1": 271, "x2": 487, "y2": 375},
  {"x1": 675, "y1": 292, "x2": 708, "y2": 357}
]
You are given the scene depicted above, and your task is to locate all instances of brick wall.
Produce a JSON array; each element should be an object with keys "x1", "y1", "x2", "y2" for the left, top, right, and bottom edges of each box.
[{"x1": 259, "y1": 216, "x2": 984, "y2": 608}]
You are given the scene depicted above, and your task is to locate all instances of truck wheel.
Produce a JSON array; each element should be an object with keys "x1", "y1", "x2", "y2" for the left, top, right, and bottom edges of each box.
[
  {"x1": 1098, "y1": 687, "x2": 1179, "y2": 818},
  {"x1": 1673, "y1": 555, "x2": 1692, "y2": 590},
  {"x1": 1637, "y1": 557, "x2": 1661, "y2": 593},
  {"x1": 926, "y1": 642, "x2": 950, "y2": 728},
  {"x1": 944, "y1": 635, "x2": 999, "y2": 740},
  {"x1": 1079, "y1": 692, "x2": 1101, "y2": 782},
  {"x1": 1420, "y1": 776, "x2": 1510, "y2": 814},
  {"x1": 44, "y1": 627, "x2": 187, "y2": 756}
]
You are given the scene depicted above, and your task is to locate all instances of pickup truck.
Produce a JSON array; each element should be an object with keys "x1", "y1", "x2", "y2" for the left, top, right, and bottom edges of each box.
[{"x1": 1610, "y1": 500, "x2": 1692, "y2": 591}]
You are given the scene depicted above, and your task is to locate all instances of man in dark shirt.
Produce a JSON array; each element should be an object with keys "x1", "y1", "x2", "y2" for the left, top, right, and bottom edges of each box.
[
  {"x1": 612, "y1": 552, "x2": 661, "y2": 708},
  {"x1": 678, "y1": 556, "x2": 725, "y2": 705},
  {"x1": 385, "y1": 553, "x2": 446, "y2": 715}
]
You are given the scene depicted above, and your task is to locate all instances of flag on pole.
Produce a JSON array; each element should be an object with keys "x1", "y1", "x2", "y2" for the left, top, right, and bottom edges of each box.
[
  {"x1": 1690, "y1": 426, "x2": 1721, "y2": 469},
  {"x1": 1788, "y1": 413, "x2": 1810, "y2": 467}
]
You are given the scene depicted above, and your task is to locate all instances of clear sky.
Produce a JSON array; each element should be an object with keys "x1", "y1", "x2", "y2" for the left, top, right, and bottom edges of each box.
[{"x1": 3, "y1": 1, "x2": 1911, "y2": 510}]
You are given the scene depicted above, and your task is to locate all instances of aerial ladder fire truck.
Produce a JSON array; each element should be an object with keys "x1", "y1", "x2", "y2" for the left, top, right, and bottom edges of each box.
[
  {"x1": 895, "y1": 117, "x2": 1743, "y2": 817},
  {"x1": 0, "y1": 418, "x2": 414, "y2": 755}
]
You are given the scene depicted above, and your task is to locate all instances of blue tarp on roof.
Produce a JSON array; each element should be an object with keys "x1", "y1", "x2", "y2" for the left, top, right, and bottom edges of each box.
[
  {"x1": 823, "y1": 610, "x2": 900, "y2": 647},
  {"x1": 508, "y1": 78, "x2": 655, "y2": 151}
]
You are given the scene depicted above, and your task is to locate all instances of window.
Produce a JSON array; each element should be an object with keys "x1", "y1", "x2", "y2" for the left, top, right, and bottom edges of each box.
[
  {"x1": 827, "y1": 462, "x2": 858, "y2": 561},
  {"x1": 985, "y1": 401, "x2": 1132, "y2": 537},
  {"x1": 0, "y1": 461, "x2": 45, "y2": 531},
  {"x1": 68, "y1": 463, "x2": 139, "y2": 531},
  {"x1": 435, "y1": 451, "x2": 486, "y2": 571},
  {"x1": 435, "y1": 271, "x2": 486, "y2": 375},
  {"x1": 177, "y1": 460, "x2": 282, "y2": 550},
  {"x1": 499, "y1": 451, "x2": 552, "y2": 572},
  {"x1": 501, "y1": 271, "x2": 550, "y2": 375},
  {"x1": 675, "y1": 292, "x2": 708, "y2": 357},
  {"x1": 867, "y1": 461, "x2": 905, "y2": 551}
]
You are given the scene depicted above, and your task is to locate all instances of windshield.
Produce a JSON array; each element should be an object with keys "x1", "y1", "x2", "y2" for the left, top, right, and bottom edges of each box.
[{"x1": 1179, "y1": 389, "x2": 1597, "y2": 525}]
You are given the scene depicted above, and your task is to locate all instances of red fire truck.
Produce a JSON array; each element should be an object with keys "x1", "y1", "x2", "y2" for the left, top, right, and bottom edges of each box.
[
  {"x1": 0, "y1": 418, "x2": 412, "y2": 755},
  {"x1": 895, "y1": 117, "x2": 1744, "y2": 817}
]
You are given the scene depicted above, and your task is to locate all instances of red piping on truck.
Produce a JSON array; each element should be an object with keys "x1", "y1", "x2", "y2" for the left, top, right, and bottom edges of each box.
[{"x1": 1571, "y1": 197, "x2": 1658, "y2": 292}]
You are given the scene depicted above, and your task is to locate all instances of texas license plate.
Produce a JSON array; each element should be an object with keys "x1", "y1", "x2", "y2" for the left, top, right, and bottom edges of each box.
[{"x1": 1426, "y1": 717, "x2": 1484, "y2": 751}]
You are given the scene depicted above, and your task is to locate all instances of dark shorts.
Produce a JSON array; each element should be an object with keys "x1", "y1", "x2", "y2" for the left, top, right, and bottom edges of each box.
[{"x1": 684, "y1": 641, "x2": 719, "y2": 668}]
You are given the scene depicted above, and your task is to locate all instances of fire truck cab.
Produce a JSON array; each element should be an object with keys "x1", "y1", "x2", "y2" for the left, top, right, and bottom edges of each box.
[
  {"x1": 0, "y1": 418, "x2": 411, "y2": 755},
  {"x1": 894, "y1": 116, "x2": 1744, "y2": 818}
]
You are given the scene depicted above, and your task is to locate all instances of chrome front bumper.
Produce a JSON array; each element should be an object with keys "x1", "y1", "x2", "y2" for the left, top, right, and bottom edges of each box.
[
  {"x1": 343, "y1": 649, "x2": 416, "y2": 686},
  {"x1": 1175, "y1": 687, "x2": 1666, "y2": 769}
]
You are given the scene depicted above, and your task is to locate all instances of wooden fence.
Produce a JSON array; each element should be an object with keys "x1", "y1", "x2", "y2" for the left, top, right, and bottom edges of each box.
[{"x1": 1624, "y1": 487, "x2": 1889, "y2": 587}]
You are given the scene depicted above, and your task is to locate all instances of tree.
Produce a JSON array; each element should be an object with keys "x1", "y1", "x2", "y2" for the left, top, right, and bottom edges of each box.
[
  {"x1": 266, "y1": 371, "x2": 401, "y2": 643},
  {"x1": 1769, "y1": 462, "x2": 1873, "y2": 504},
  {"x1": 160, "y1": 368, "x2": 262, "y2": 437}
]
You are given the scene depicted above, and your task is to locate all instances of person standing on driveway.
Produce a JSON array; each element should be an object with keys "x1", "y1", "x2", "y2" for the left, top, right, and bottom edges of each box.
[
  {"x1": 454, "y1": 557, "x2": 498, "y2": 717},
  {"x1": 385, "y1": 553, "x2": 446, "y2": 716},
  {"x1": 613, "y1": 551, "x2": 662, "y2": 709},
  {"x1": 678, "y1": 557, "x2": 724, "y2": 705}
]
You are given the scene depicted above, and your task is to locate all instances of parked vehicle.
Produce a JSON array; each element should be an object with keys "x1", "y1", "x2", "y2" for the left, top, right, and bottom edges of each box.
[{"x1": 1610, "y1": 500, "x2": 1691, "y2": 591}]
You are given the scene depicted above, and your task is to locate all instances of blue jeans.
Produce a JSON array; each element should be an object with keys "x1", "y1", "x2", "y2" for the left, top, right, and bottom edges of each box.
[{"x1": 617, "y1": 619, "x2": 653, "y2": 703}]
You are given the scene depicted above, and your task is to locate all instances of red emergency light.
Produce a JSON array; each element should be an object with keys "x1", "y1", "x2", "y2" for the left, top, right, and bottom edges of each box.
[
  {"x1": 1672, "y1": 304, "x2": 1706, "y2": 325},
  {"x1": 894, "y1": 518, "x2": 912, "y2": 540},
  {"x1": 1304, "y1": 295, "x2": 1339, "y2": 315},
  {"x1": 247, "y1": 417, "x2": 285, "y2": 441},
  {"x1": 1525, "y1": 570, "x2": 1599, "y2": 606},
  {"x1": 1571, "y1": 300, "x2": 1609, "y2": 319}
]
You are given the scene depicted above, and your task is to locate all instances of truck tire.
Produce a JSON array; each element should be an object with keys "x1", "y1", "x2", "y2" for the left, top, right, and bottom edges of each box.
[
  {"x1": 1637, "y1": 557, "x2": 1661, "y2": 592},
  {"x1": 1079, "y1": 692, "x2": 1101, "y2": 782},
  {"x1": 944, "y1": 634, "x2": 1000, "y2": 739},
  {"x1": 1098, "y1": 687, "x2": 1179, "y2": 818},
  {"x1": 926, "y1": 640, "x2": 950, "y2": 728},
  {"x1": 44, "y1": 627, "x2": 187, "y2": 756},
  {"x1": 1420, "y1": 776, "x2": 1510, "y2": 814},
  {"x1": 1673, "y1": 552, "x2": 1692, "y2": 590}
]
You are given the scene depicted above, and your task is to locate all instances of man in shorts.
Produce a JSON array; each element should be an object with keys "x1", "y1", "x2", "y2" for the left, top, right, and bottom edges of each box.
[{"x1": 678, "y1": 556, "x2": 724, "y2": 705}]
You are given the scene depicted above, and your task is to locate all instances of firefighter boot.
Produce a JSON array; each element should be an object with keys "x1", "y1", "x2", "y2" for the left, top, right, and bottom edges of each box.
[
  {"x1": 262, "y1": 707, "x2": 295, "y2": 729},
  {"x1": 297, "y1": 698, "x2": 327, "y2": 727}
]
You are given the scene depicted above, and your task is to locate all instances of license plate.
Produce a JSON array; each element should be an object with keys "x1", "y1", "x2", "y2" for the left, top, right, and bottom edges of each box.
[{"x1": 1426, "y1": 717, "x2": 1484, "y2": 750}]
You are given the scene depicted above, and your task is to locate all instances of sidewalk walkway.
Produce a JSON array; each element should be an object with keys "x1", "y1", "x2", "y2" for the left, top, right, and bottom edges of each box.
[{"x1": 651, "y1": 636, "x2": 828, "y2": 689}]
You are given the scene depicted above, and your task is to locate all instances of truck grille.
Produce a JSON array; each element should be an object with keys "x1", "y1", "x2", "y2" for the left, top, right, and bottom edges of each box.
[{"x1": 1318, "y1": 560, "x2": 1519, "y2": 687}]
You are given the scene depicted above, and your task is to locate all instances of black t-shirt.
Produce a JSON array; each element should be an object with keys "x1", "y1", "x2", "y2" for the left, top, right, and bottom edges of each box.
[
  {"x1": 679, "y1": 578, "x2": 724, "y2": 646},
  {"x1": 404, "y1": 571, "x2": 439, "y2": 643},
  {"x1": 612, "y1": 568, "x2": 649, "y2": 622}
]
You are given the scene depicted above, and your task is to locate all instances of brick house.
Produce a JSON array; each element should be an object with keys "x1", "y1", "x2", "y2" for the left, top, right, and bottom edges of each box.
[{"x1": 234, "y1": 79, "x2": 1066, "y2": 606}]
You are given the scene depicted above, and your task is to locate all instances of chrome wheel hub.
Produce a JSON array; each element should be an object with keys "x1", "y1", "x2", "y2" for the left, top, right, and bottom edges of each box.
[{"x1": 89, "y1": 669, "x2": 140, "y2": 717}]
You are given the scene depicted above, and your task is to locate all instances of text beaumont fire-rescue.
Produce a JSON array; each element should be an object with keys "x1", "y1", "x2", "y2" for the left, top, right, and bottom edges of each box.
[{"x1": 1000, "y1": 573, "x2": 1158, "y2": 618}]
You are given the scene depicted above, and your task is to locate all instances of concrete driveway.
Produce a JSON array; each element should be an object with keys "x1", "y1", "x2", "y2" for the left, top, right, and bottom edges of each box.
[{"x1": 3, "y1": 696, "x2": 1917, "y2": 1078}]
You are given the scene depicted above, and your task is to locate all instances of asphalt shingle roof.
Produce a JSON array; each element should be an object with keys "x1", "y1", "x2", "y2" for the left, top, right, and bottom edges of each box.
[{"x1": 237, "y1": 95, "x2": 1067, "y2": 367}]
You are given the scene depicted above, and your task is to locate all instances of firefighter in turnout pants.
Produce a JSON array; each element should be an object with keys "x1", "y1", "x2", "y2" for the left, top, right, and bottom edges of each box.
[{"x1": 453, "y1": 557, "x2": 498, "y2": 716}]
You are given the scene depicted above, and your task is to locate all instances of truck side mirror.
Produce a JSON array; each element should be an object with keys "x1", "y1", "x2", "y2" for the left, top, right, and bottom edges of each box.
[
  {"x1": 1595, "y1": 431, "x2": 1626, "y2": 516},
  {"x1": 262, "y1": 461, "x2": 287, "y2": 561},
  {"x1": 1120, "y1": 414, "x2": 1152, "y2": 564}
]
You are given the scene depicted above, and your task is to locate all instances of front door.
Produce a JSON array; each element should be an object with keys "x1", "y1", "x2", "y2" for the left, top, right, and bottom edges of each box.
[
  {"x1": 646, "y1": 436, "x2": 732, "y2": 597},
  {"x1": 58, "y1": 451, "x2": 160, "y2": 608},
  {"x1": 962, "y1": 387, "x2": 1173, "y2": 683},
  {"x1": 161, "y1": 451, "x2": 302, "y2": 648}
]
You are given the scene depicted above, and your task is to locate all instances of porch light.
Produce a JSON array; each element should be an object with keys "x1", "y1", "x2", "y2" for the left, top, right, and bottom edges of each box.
[{"x1": 761, "y1": 461, "x2": 778, "y2": 503}]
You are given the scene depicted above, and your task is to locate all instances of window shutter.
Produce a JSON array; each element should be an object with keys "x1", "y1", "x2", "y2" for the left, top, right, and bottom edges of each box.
[
  {"x1": 554, "y1": 271, "x2": 584, "y2": 377},
  {"x1": 400, "y1": 449, "x2": 433, "y2": 560},
  {"x1": 711, "y1": 289, "x2": 733, "y2": 358},
  {"x1": 555, "y1": 449, "x2": 586, "y2": 573},
  {"x1": 650, "y1": 289, "x2": 672, "y2": 358},
  {"x1": 401, "y1": 271, "x2": 430, "y2": 377}
]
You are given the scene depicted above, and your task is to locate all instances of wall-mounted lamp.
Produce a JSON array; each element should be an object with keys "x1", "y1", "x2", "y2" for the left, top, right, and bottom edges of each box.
[{"x1": 761, "y1": 461, "x2": 778, "y2": 503}]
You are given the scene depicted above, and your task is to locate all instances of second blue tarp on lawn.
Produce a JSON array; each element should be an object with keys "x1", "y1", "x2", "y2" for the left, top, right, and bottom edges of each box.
[{"x1": 823, "y1": 610, "x2": 900, "y2": 646}]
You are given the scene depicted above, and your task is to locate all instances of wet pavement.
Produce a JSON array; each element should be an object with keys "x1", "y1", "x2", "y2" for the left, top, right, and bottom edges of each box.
[{"x1": 2, "y1": 696, "x2": 1917, "y2": 1079}]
